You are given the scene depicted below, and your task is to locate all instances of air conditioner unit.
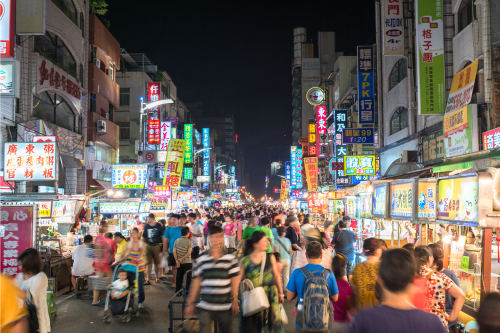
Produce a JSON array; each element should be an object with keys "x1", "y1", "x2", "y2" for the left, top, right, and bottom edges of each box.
[
  {"x1": 94, "y1": 58, "x2": 101, "y2": 68},
  {"x1": 97, "y1": 120, "x2": 106, "y2": 135},
  {"x1": 400, "y1": 150, "x2": 418, "y2": 163},
  {"x1": 105, "y1": 113, "x2": 109, "y2": 120}
]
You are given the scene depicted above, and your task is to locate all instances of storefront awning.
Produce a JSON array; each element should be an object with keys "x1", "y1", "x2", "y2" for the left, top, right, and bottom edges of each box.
[
  {"x1": 432, "y1": 150, "x2": 500, "y2": 173},
  {"x1": 61, "y1": 155, "x2": 84, "y2": 168},
  {"x1": 95, "y1": 180, "x2": 112, "y2": 190}
]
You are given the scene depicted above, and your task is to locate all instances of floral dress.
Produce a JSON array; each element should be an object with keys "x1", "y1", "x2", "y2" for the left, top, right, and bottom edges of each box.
[
  {"x1": 240, "y1": 254, "x2": 284, "y2": 333},
  {"x1": 421, "y1": 267, "x2": 454, "y2": 328},
  {"x1": 351, "y1": 261, "x2": 380, "y2": 310}
]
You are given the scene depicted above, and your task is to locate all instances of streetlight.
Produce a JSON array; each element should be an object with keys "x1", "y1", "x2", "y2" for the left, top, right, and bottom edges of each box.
[
  {"x1": 215, "y1": 165, "x2": 226, "y2": 171},
  {"x1": 139, "y1": 98, "x2": 174, "y2": 151},
  {"x1": 195, "y1": 147, "x2": 212, "y2": 156},
  {"x1": 277, "y1": 175, "x2": 286, "y2": 179}
]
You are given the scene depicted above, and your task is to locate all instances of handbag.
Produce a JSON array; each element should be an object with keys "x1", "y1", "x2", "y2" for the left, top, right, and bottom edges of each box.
[
  {"x1": 26, "y1": 291, "x2": 39, "y2": 333},
  {"x1": 241, "y1": 253, "x2": 270, "y2": 317}
]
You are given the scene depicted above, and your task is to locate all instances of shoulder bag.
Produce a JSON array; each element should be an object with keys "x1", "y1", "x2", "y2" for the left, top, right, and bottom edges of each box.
[
  {"x1": 26, "y1": 289, "x2": 39, "y2": 333},
  {"x1": 276, "y1": 238, "x2": 292, "y2": 257},
  {"x1": 240, "y1": 254, "x2": 270, "y2": 317}
]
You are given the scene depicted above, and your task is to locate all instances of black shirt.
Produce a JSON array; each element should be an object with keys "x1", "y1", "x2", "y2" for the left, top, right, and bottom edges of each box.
[
  {"x1": 143, "y1": 223, "x2": 163, "y2": 245},
  {"x1": 285, "y1": 226, "x2": 299, "y2": 250}
]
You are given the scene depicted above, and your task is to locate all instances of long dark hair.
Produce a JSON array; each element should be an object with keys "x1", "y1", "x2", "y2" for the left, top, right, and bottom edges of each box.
[
  {"x1": 428, "y1": 243, "x2": 444, "y2": 272},
  {"x1": 243, "y1": 231, "x2": 270, "y2": 270},
  {"x1": 414, "y1": 245, "x2": 432, "y2": 276},
  {"x1": 332, "y1": 254, "x2": 346, "y2": 279},
  {"x1": 18, "y1": 248, "x2": 42, "y2": 276}
]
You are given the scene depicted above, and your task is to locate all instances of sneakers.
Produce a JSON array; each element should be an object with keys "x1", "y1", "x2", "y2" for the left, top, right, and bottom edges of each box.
[
  {"x1": 172, "y1": 282, "x2": 176, "y2": 287},
  {"x1": 138, "y1": 303, "x2": 145, "y2": 309},
  {"x1": 92, "y1": 300, "x2": 105, "y2": 306}
]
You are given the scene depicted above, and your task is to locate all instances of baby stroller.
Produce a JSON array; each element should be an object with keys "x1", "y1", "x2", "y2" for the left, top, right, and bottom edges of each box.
[{"x1": 103, "y1": 261, "x2": 140, "y2": 323}]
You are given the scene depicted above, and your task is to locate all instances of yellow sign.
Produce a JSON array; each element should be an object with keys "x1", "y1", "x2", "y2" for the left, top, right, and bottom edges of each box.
[
  {"x1": 437, "y1": 176, "x2": 478, "y2": 223},
  {"x1": 343, "y1": 155, "x2": 376, "y2": 176},
  {"x1": 38, "y1": 201, "x2": 52, "y2": 218},
  {"x1": 446, "y1": 60, "x2": 479, "y2": 113},
  {"x1": 162, "y1": 139, "x2": 186, "y2": 189},
  {"x1": 444, "y1": 106, "x2": 468, "y2": 138},
  {"x1": 280, "y1": 179, "x2": 287, "y2": 200},
  {"x1": 417, "y1": 182, "x2": 436, "y2": 219},
  {"x1": 303, "y1": 157, "x2": 318, "y2": 192},
  {"x1": 390, "y1": 182, "x2": 413, "y2": 219}
]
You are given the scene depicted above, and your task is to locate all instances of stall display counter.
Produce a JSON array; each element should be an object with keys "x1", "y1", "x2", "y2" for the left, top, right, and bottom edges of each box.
[{"x1": 40, "y1": 235, "x2": 81, "y2": 258}]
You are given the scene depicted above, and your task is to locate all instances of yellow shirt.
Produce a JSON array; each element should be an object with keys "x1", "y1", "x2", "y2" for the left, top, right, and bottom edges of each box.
[
  {"x1": 116, "y1": 239, "x2": 128, "y2": 260},
  {"x1": 1, "y1": 275, "x2": 28, "y2": 332}
]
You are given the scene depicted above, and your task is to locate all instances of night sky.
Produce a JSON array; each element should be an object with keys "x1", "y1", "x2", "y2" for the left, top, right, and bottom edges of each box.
[{"x1": 106, "y1": 0, "x2": 375, "y2": 199}]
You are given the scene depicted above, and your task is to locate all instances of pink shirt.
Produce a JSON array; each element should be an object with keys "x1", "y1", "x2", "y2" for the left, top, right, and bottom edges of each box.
[
  {"x1": 224, "y1": 222, "x2": 236, "y2": 236},
  {"x1": 276, "y1": 262, "x2": 283, "y2": 276},
  {"x1": 332, "y1": 279, "x2": 354, "y2": 323}
]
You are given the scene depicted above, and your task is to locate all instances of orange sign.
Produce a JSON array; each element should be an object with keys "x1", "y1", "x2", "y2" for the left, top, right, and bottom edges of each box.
[
  {"x1": 304, "y1": 157, "x2": 318, "y2": 192},
  {"x1": 444, "y1": 106, "x2": 468, "y2": 138},
  {"x1": 307, "y1": 192, "x2": 327, "y2": 214}
]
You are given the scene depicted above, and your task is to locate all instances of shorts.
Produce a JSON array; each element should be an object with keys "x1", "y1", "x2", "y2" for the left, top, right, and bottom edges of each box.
[
  {"x1": 72, "y1": 272, "x2": 95, "y2": 280},
  {"x1": 346, "y1": 260, "x2": 355, "y2": 275},
  {"x1": 145, "y1": 243, "x2": 161, "y2": 265},
  {"x1": 168, "y1": 252, "x2": 176, "y2": 267},
  {"x1": 192, "y1": 246, "x2": 200, "y2": 260}
]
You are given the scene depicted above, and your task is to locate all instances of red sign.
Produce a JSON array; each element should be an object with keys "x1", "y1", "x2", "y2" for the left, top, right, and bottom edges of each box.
[
  {"x1": 0, "y1": 205, "x2": 35, "y2": 275},
  {"x1": 148, "y1": 118, "x2": 161, "y2": 144},
  {"x1": 307, "y1": 193, "x2": 327, "y2": 214},
  {"x1": 39, "y1": 61, "x2": 81, "y2": 99},
  {"x1": 148, "y1": 82, "x2": 161, "y2": 119},
  {"x1": 0, "y1": 0, "x2": 15, "y2": 58},
  {"x1": 483, "y1": 127, "x2": 500, "y2": 150},
  {"x1": 32, "y1": 136, "x2": 58, "y2": 142}
]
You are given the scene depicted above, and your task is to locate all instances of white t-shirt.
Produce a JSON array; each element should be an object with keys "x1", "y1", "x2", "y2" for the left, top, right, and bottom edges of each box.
[
  {"x1": 72, "y1": 244, "x2": 94, "y2": 276},
  {"x1": 112, "y1": 278, "x2": 129, "y2": 297},
  {"x1": 190, "y1": 222, "x2": 203, "y2": 247}
]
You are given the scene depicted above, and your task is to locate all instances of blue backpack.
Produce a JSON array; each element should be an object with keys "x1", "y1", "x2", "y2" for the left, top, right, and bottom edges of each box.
[{"x1": 297, "y1": 267, "x2": 334, "y2": 332}]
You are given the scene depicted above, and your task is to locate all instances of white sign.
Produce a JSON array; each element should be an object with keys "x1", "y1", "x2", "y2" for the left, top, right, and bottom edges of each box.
[
  {"x1": 138, "y1": 150, "x2": 167, "y2": 164},
  {"x1": 306, "y1": 87, "x2": 324, "y2": 106},
  {"x1": 197, "y1": 175, "x2": 210, "y2": 182},
  {"x1": 111, "y1": 164, "x2": 148, "y2": 189},
  {"x1": 99, "y1": 202, "x2": 140, "y2": 214},
  {"x1": 39, "y1": 218, "x2": 51, "y2": 226},
  {"x1": 4, "y1": 142, "x2": 58, "y2": 181},
  {"x1": 51, "y1": 200, "x2": 76, "y2": 218},
  {"x1": 384, "y1": 0, "x2": 404, "y2": 55},
  {"x1": 160, "y1": 122, "x2": 171, "y2": 150},
  {"x1": 0, "y1": 60, "x2": 20, "y2": 97}
]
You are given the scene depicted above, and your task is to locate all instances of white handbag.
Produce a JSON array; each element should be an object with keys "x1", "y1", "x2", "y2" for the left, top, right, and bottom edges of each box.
[{"x1": 241, "y1": 254, "x2": 270, "y2": 317}]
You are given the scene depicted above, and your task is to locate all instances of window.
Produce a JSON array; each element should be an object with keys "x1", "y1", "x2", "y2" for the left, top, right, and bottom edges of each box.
[
  {"x1": 457, "y1": 0, "x2": 474, "y2": 33},
  {"x1": 80, "y1": 12, "x2": 84, "y2": 38},
  {"x1": 109, "y1": 63, "x2": 115, "y2": 80},
  {"x1": 32, "y1": 92, "x2": 76, "y2": 132},
  {"x1": 79, "y1": 64, "x2": 84, "y2": 87},
  {"x1": 108, "y1": 103, "x2": 114, "y2": 122},
  {"x1": 120, "y1": 127, "x2": 130, "y2": 140},
  {"x1": 120, "y1": 88, "x2": 130, "y2": 106},
  {"x1": 389, "y1": 58, "x2": 408, "y2": 90},
  {"x1": 34, "y1": 31, "x2": 77, "y2": 78},
  {"x1": 89, "y1": 93, "x2": 96, "y2": 112},
  {"x1": 51, "y1": 0, "x2": 78, "y2": 26},
  {"x1": 390, "y1": 107, "x2": 409, "y2": 134}
]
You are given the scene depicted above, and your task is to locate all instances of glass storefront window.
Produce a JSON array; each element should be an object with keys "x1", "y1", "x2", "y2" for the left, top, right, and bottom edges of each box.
[{"x1": 33, "y1": 92, "x2": 76, "y2": 132}]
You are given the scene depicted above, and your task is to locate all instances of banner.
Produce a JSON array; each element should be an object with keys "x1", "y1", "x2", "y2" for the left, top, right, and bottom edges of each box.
[
  {"x1": 343, "y1": 155, "x2": 376, "y2": 176},
  {"x1": 308, "y1": 120, "x2": 317, "y2": 156},
  {"x1": 317, "y1": 106, "x2": 328, "y2": 156},
  {"x1": 184, "y1": 124, "x2": 193, "y2": 164},
  {"x1": 384, "y1": 0, "x2": 404, "y2": 54},
  {"x1": 390, "y1": 182, "x2": 413, "y2": 218},
  {"x1": 296, "y1": 148, "x2": 303, "y2": 188},
  {"x1": 112, "y1": 164, "x2": 148, "y2": 188},
  {"x1": 422, "y1": 130, "x2": 444, "y2": 164},
  {"x1": 290, "y1": 147, "x2": 296, "y2": 188},
  {"x1": 334, "y1": 110, "x2": 349, "y2": 185},
  {"x1": 4, "y1": 142, "x2": 59, "y2": 181},
  {"x1": 304, "y1": 157, "x2": 318, "y2": 192},
  {"x1": 416, "y1": 0, "x2": 446, "y2": 115},
  {"x1": 280, "y1": 179, "x2": 287, "y2": 200},
  {"x1": 162, "y1": 139, "x2": 186, "y2": 188},
  {"x1": 445, "y1": 60, "x2": 478, "y2": 113},
  {"x1": 357, "y1": 46, "x2": 375, "y2": 123},
  {"x1": 307, "y1": 192, "x2": 327, "y2": 214},
  {"x1": 443, "y1": 104, "x2": 478, "y2": 158}
]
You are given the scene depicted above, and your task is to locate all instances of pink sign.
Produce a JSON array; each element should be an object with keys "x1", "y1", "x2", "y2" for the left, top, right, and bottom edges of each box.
[
  {"x1": 160, "y1": 121, "x2": 171, "y2": 150},
  {"x1": 148, "y1": 82, "x2": 161, "y2": 119},
  {"x1": 0, "y1": 206, "x2": 35, "y2": 275},
  {"x1": 165, "y1": 117, "x2": 179, "y2": 125},
  {"x1": 154, "y1": 185, "x2": 171, "y2": 198}
]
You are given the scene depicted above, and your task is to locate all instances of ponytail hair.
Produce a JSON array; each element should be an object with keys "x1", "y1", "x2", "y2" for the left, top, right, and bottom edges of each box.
[
  {"x1": 428, "y1": 243, "x2": 444, "y2": 272},
  {"x1": 414, "y1": 245, "x2": 432, "y2": 275}
]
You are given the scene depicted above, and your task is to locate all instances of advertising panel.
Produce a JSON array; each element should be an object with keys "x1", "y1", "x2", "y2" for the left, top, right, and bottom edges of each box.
[
  {"x1": 99, "y1": 202, "x2": 140, "y2": 214},
  {"x1": 183, "y1": 167, "x2": 193, "y2": 180},
  {"x1": 197, "y1": 175, "x2": 210, "y2": 182},
  {"x1": 308, "y1": 120, "x2": 317, "y2": 156},
  {"x1": 139, "y1": 202, "x2": 152, "y2": 213},
  {"x1": 332, "y1": 199, "x2": 345, "y2": 214},
  {"x1": 445, "y1": 60, "x2": 478, "y2": 113},
  {"x1": 334, "y1": 110, "x2": 349, "y2": 185},
  {"x1": 148, "y1": 119, "x2": 160, "y2": 145},
  {"x1": 373, "y1": 184, "x2": 389, "y2": 218},
  {"x1": 307, "y1": 192, "x2": 327, "y2": 214},
  {"x1": 417, "y1": 181, "x2": 436, "y2": 220},
  {"x1": 482, "y1": 127, "x2": 500, "y2": 150},
  {"x1": 162, "y1": 139, "x2": 186, "y2": 189},
  {"x1": 0, "y1": 60, "x2": 19, "y2": 97},
  {"x1": 38, "y1": 201, "x2": 51, "y2": 217},
  {"x1": 345, "y1": 196, "x2": 357, "y2": 218},
  {"x1": 285, "y1": 161, "x2": 291, "y2": 181},
  {"x1": 112, "y1": 164, "x2": 148, "y2": 188},
  {"x1": 296, "y1": 148, "x2": 303, "y2": 188},
  {"x1": 160, "y1": 121, "x2": 171, "y2": 150},
  {"x1": 437, "y1": 176, "x2": 479, "y2": 226},
  {"x1": 4, "y1": 142, "x2": 59, "y2": 181},
  {"x1": 358, "y1": 193, "x2": 372, "y2": 218},
  {"x1": 0, "y1": 205, "x2": 35, "y2": 275},
  {"x1": 202, "y1": 128, "x2": 210, "y2": 160},
  {"x1": 16, "y1": 0, "x2": 46, "y2": 35},
  {"x1": 422, "y1": 130, "x2": 444, "y2": 164},
  {"x1": 390, "y1": 181, "x2": 414, "y2": 220},
  {"x1": 357, "y1": 46, "x2": 375, "y2": 123},
  {"x1": 147, "y1": 82, "x2": 161, "y2": 119},
  {"x1": 443, "y1": 104, "x2": 478, "y2": 158},
  {"x1": 51, "y1": 200, "x2": 76, "y2": 218},
  {"x1": 184, "y1": 124, "x2": 193, "y2": 164},
  {"x1": 384, "y1": 0, "x2": 404, "y2": 55},
  {"x1": 291, "y1": 146, "x2": 296, "y2": 188},
  {"x1": 178, "y1": 191, "x2": 193, "y2": 201},
  {"x1": 342, "y1": 128, "x2": 374, "y2": 144},
  {"x1": 416, "y1": 0, "x2": 446, "y2": 115},
  {"x1": 344, "y1": 155, "x2": 376, "y2": 176},
  {"x1": 280, "y1": 179, "x2": 287, "y2": 200},
  {"x1": 304, "y1": 157, "x2": 318, "y2": 192},
  {"x1": 154, "y1": 185, "x2": 171, "y2": 198},
  {"x1": 0, "y1": 0, "x2": 15, "y2": 58},
  {"x1": 317, "y1": 106, "x2": 328, "y2": 157}
]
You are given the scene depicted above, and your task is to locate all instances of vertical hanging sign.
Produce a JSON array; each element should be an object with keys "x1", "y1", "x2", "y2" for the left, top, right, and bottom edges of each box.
[
  {"x1": 304, "y1": 157, "x2": 318, "y2": 192},
  {"x1": 184, "y1": 124, "x2": 193, "y2": 164},
  {"x1": 384, "y1": 0, "x2": 404, "y2": 55},
  {"x1": 316, "y1": 106, "x2": 328, "y2": 157},
  {"x1": 0, "y1": 0, "x2": 15, "y2": 58},
  {"x1": 290, "y1": 146, "x2": 297, "y2": 189},
  {"x1": 160, "y1": 121, "x2": 171, "y2": 150},
  {"x1": 416, "y1": 0, "x2": 445, "y2": 115},
  {"x1": 163, "y1": 139, "x2": 186, "y2": 188},
  {"x1": 308, "y1": 120, "x2": 317, "y2": 156},
  {"x1": 148, "y1": 82, "x2": 161, "y2": 119},
  {"x1": 334, "y1": 110, "x2": 350, "y2": 185},
  {"x1": 296, "y1": 148, "x2": 303, "y2": 189},
  {"x1": 357, "y1": 46, "x2": 375, "y2": 124},
  {"x1": 148, "y1": 119, "x2": 160, "y2": 144}
]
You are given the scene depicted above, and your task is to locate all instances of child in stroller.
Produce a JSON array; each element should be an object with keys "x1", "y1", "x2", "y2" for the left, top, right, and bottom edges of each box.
[{"x1": 103, "y1": 262, "x2": 139, "y2": 323}]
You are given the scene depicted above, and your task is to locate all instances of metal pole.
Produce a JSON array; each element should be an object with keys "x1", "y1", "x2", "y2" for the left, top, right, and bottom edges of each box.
[
  {"x1": 398, "y1": 221, "x2": 400, "y2": 248},
  {"x1": 391, "y1": 220, "x2": 394, "y2": 249}
]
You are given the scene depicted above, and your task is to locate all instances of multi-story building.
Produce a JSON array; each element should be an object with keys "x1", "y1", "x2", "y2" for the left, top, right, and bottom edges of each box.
[{"x1": 86, "y1": 14, "x2": 120, "y2": 191}]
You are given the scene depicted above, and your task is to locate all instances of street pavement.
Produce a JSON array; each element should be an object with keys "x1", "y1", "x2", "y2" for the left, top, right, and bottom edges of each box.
[{"x1": 51, "y1": 274, "x2": 298, "y2": 333}]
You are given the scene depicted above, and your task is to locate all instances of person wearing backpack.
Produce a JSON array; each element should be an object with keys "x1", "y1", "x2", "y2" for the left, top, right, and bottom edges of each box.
[{"x1": 287, "y1": 241, "x2": 339, "y2": 333}]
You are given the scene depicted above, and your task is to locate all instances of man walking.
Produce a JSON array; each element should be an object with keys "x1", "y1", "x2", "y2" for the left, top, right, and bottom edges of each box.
[
  {"x1": 163, "y1": 214, "x2": 183, "y2": 287},
  {"x1": 143, "y1": 213, "x2": 163, "y2": 284},
  {"x1": 186, "y1": 213, "x2": 203, "y2": 260},
  {"x1": 173, "y1": 227, "x2": 193, "y2": 293},
  {"x1": 331, "y1": 216, "x2": 357, "y2": 280}
]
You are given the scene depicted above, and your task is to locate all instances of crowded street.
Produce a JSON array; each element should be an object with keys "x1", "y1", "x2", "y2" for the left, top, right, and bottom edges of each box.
[{"x1": 2, "y1": 1, "x2": 500, "y2": 333}]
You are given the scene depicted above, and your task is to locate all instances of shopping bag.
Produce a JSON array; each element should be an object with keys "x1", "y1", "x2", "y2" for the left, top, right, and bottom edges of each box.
[
  {"x1": 161, "y1": 254, "x2": 170, "y2": 272},
  {"x1": 280, "y1": 304, "x2": 288, "y2": 324}
]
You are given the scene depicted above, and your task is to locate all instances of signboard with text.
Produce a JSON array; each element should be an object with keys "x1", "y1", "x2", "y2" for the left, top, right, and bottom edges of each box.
[
  {"x1": 307, "y1": 192, "x2": 327, "y2": 214},
  {"x1": 308, "y1": 120, "x2": 317, "y2": 156},
  {"x1": 437, "y1": 176, "x2": 479, "y2": 226},
  {"x1": 317, "y1": 106, "x2": 328, "y2": 157},
  {"x1": 357, "y1": 46, "x2": 375, "y2": 123},
  {"x1": 112, "y1": 164, "x2": 148, "y2": 188},
  {"x1": 344, "y1": 155, "x2": 376, "y2": 176},
  {"x1": 291, "y1": 147, "x2": 296, "y2": 188},
  {"x1": 443, "y1": 104, "x2": 478, "y2": 158},
  {"x1": 390, "y1": 180, "x2": 414, "y2": 220},
  {"x1": 148, "y1": 119, "x2": 160, "y2": 145},
  {"x1": 296, "y1": 148, "x2": 303, "y2": 188},
  {"x1": 162, "y1": 139, "x2": 186, "y2": 189},
  {"x1": 4, "y1": 142, "x2": 59, "y2": 181},
  {"x1": 342, "y1": 128, "x2": 374, "y2": 144},
  {"x1": 482, "y1": 127, "x2": 500, "y2": 150},
  {"x1": 0, "y1": 60, "x2": 19, "y2": 97},
  {"x1": 422, "y1": 130, "x2": 444, "y2": 164},
  {"x1": 148, "y1": 82, "x2": 161, "y2": 119},
  {"x1": 0, "y1": 0, "x2": 15, "y2": 58},
  {"x1": 334, "y1": 110, "x2": 349, "y2": 185},
  {"x1": 304, "y1": 157, "x2": 318, "y2": 192},
  {"x1": 51, "y1": 200, "x2": 76, "y2": 218},
  {"x1": 154, "y1": 185, "x2": 171, "y2": 198},
  {"x1": 184, "y1": 124, "x2": 193, "y2": 164},
  {"x1": 445, "y1": 60, "x2": 478, "y2": 114},
  {"x1": 373, "y1": 183, "x2": 389, "y2": 218},
  {"x1": 417, "y1": 180, "x2": 436, "y2": 220},
  {"x1": 160, "y1": 121, "x2": 171, "y2": 150},
  {"x1": 384, "y1": 0, "x2": 404, "y2": 55},
  {"x1": 100, "y1": 202, "x2": 140, "y2": 214}
]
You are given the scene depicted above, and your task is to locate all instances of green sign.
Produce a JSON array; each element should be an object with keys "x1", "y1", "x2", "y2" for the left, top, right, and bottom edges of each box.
[
  {"x1": 460, "y1": 255, "x2": 470, "y2": 270},
  {"x1": 422, "y1": 130, "x2": 444, "y2": 165},
  {"x1": 416, "y1": 0, "x2": 446, "y2": 115},
  {"x1": 433, "y1": 161, "x2": 473, "y2": 173},
  {"x1": 443, "y1": 104, "x2": 478, "y2": 158}
]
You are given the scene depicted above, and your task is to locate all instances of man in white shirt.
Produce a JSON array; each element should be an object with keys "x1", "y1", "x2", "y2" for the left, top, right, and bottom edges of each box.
[
  {"x1": 71, "y1": 235, "x2": 95, "y2": 289},
  {"x1": 187, "y1": 213, "x2": 203, "y2": 261}
]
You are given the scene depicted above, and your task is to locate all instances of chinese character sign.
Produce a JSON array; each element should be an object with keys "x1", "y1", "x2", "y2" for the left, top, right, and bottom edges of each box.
[
  {"x1": 162, "y1": 139, "x2": 186, "y2": 189},
  {"x1": 0, "y1": 205, "x2": 34, "y2": 275},
  {"x1": 154, "y1": 185, "x2": 171, "y2": 198},
  {"x1": 422, "y1": 130, "x2": 444, "y2": 164},
  {"x1": 437, "y1": 176, "x2": 478, "y2": 224},
  {"x1": 373, "y1": 185, "x2": 388, "y2": 217},
  {"x1": 285, "y1": 161, "x2": 291, "y2": 181},
  {"x1": 342, "y1": 128, "x2": 375, "y2": 144},
  {"x1": 316, "y1": 106, "x2": 328, "y2": 157},
  {"x1": 38, "y1": 201, "x2": 52, "y2": 217},
  {"x1": 445, "y1": 60, "x2": 478, "y2": 113},
  {"x1": 280, "y1": 179, "x2": 287, "y2": 200},
  {"x1": 183, "y1": 167, "x2": 193, "y2": 180},
  {"x1": 112, "y1": 164, "x2": 148, "y2": 188},
  {"x1": 443, "y1": 105, "x2": 478, "y2": 158},
  {"x1": 417, "y1": 181, "x2": 436, "y2": 219},
  {"x1": 390, "y1": 182, "x2": 413, "y2": 219},
  {"x1": 483, "y1": 127, "x2": 500, "y2": 151},
  {"x1": 184, "y1": 124, "x2": 193, "y2": 164},
  {"x1": 304, "y1": 157, "x2": 318, "y2": 192},
  {"x1": 334, "y1": 110, "x2": 349, "y2": 185},
  {"x1": 160, "y1": 121, "x2": 171, "y2": 150},
  {"x1": 0, "y1": 0, "x2": 15, "y2": 58},
  {"x1": 52, "y1": 200, "x2": 76, "y2": 218},
  {"x1": 296, "y1": 148, "x2": 303, "y2": 188},
  {"x1": 148, "y1": 118, "x2": 160, "y2": 145},
  {"x1": 308, "y1": 120, "x2": 317, "y2": 156},
  {"x1": 384, "y1": 0, "x2": 404, "y2": 54},
  {"x1": 307, "y1": 193, "x2": 327, "y2": 214},
  {"x1": 357, "y1": 46, "x2": 375, "y2": 124},
  {"x1": 344, "y1": 155, "x2": 375, "y2": 176},
  {"x1": 291, "y1": 146, "x2": 297, "y2": 188},
  {"x1": 99, "y1": 202, "x2": 140, "y2": 214},
  {"x1": 416, "y1": 0, "x2": 445, "y2": 115},
  {"x1": 202, "y1": 128, "x2": 210, "y2": 160},
  {"x1": 3, "y1": 142, "x2": 58, "y2": 181},
  {"x1": 148, "y1": 82, "x2": 161, "y2": 119}
]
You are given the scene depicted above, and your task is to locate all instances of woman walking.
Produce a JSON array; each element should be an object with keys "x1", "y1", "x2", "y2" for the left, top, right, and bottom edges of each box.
[
  {"x1": 92, "y1": 221, "x2": 113, "y2": 306},
  {"x1": 239, "y1": 231, "x2": 284, "y2": 333},
  {"x1": 16, "y1": 248, "x2": 51, "y2": 333}
]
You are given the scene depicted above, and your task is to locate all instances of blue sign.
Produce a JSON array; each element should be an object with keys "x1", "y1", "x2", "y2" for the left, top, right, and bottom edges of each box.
[
  {"x1": 195, "y1": 129, "x2": 200, "y2": 144},
  {"x1": 351, "y1": 174, "x2": 380, "y2": 185},
  {"x1": 285, "y1": 161, "x2": 291, "y2": 181},
  {"x1": 38, "y1": 186, "x2": 64, "y2": 194},
  {"x1": 299, "y1": 201, "x2": 308, "y2": 212},
  {"x1": 342, "y1": 128, "x2": 375, "y2": 144},
  {"x1": 202, "y1": 128, "x2": 210, "y2": 160},
  {"x1": 357, "y1": 46, "x2": 375, "y2": 124}
]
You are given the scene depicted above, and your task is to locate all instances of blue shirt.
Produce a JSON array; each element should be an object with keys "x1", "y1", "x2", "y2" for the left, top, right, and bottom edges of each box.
[
  {"x1": 272, "y1": 228, "x2": 279, "y2": 242},
  {"x1": 332, "y1": 230, "x2": 356, "y2": 261},
  {"x1": 274, "y1": 237, "x2": 292, "y2": 260},
  {"x1": 164, "y1": 226, "x2": 183, "y2": 253},
  {"x1": 442, "y1": 269, "x2": 459, "y2": 327},
  {"x1": 286, "y1": 264, "x2": 339, "y2": 327}
]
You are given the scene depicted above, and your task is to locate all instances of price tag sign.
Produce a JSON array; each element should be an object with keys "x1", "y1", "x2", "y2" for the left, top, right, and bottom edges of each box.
[{"x1": 460, "y1": 256, "x2": 470, "y2": 270}]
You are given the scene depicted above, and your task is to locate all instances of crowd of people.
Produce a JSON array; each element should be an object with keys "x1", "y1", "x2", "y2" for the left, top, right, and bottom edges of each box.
[{"x1": 2, "y1": 205, "x2": 500, "y2": 333}]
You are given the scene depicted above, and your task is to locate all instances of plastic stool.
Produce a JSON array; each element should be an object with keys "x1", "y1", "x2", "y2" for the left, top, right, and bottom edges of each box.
[
  {"x1": 46, "y1": 291, "x2": 57, "y2": 322},
  {"x1": 74, "y1": 276, "x2": 90, "y2": 298}
]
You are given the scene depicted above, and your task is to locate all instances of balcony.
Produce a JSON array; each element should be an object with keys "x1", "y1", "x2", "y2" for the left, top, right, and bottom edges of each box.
[
  {"x1": 87, "y1": 112, "x2": 119, "y2": 150},
  {"x1": 88, "y1": 63, "x2": 120, "y2": 109}
]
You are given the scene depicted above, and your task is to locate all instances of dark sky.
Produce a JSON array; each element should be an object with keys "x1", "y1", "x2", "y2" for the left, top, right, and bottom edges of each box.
[{"x1": 106, "y1": 0, "x2": 375, "y2": 199}]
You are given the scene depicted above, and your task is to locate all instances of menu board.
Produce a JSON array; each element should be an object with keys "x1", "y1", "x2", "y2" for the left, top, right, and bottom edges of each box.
[
  {"x1": 437, "y1": 176, "x2": 479, "y2": 226},
  {"x1": 358, "y1": 193, "x2": 372, "y2": 218},
  {"x1": 390, "y1": 181, "x2": 414, "y2": 220},
  {"x1": 112, "y1": 164, "x2": 148, "y2": 189},
  {"x1": 345, "y1": 196, "x2": 357, "y2": 218},
  {"x1": 99, "y1": 202, "x2": 140, "y2": 214},
  {"x1": 38, "y1": 201, "x2": 52, "y2": 218},
  {"x1": 139, "y1": 202, "x2": 152, "y2": 213},
  {"x1": 417, "y1": 181, "x2": 436, "y2": 220},
  {"x1": 373, "y1": 184, "x2": 389, "y2": 218},
  {"x1": 51, "y1": 200, "x2": 76, "y2": 218}
]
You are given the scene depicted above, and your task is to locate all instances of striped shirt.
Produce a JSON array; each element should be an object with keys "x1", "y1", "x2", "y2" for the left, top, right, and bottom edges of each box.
[
  {"x1": 174, "y1": 237, "x2": 192, "y2": 264},
  {"x1": 193, "y1": 252, "x2": 240, "y2": 310}
]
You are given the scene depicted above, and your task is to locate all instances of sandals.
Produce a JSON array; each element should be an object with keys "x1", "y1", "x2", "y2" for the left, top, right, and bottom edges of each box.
[{"x1": 143, "y1": 280, "x2": 151, "y2": 285}]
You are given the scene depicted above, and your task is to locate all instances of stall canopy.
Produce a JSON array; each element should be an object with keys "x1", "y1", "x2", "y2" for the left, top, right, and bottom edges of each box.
[
  {"x1": 381, "y1": 166, "x2": 433, "y2": 180},
  {"x1": 95, "y1": 180, "x2": 112, "y2": 190},
  {"x1": 61, "y1": 155, "x2": 84, "y2": 168},
  {"x1": 432, "y1": 150, "x2": 500, "y2": 173}
]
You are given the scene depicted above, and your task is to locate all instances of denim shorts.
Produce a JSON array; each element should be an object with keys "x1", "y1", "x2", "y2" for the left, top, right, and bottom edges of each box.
[{"x1": 346, "y1": 260, "x2": 355, "y2": 275}]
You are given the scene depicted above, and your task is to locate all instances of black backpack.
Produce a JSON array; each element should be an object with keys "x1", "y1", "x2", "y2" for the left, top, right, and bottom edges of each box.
[{"x1": 27, "y1": 291, "x2": 39, "y2": 333}]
